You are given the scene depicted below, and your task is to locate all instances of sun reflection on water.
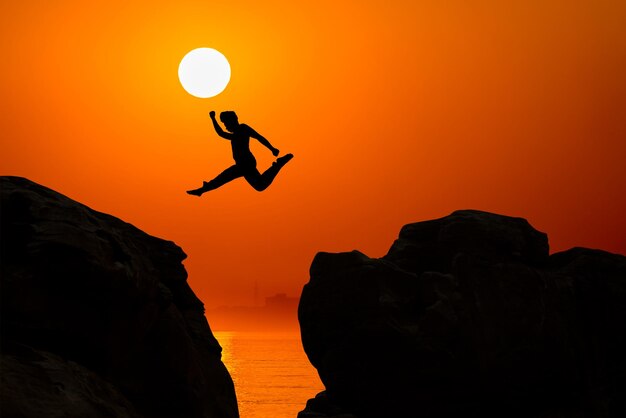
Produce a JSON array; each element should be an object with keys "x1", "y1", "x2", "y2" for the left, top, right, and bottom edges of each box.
[{"x1": 215, "y1": 331, "x2": 324, "y2": 418}]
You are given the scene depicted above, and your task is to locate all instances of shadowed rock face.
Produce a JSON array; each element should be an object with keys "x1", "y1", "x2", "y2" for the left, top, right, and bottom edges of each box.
[
  {"x1": 0, "y1": 176, "x2": 239, "y2": 418},
  {"x1": 298, "y1": 210, "x2": 626, "y2": 418}
]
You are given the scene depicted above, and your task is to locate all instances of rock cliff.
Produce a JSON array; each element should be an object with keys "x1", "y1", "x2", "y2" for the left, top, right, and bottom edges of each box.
[
  {"x1": 0, "y1": 176, "x2": 238, "y2": 418},
  {"x1": 299, "y1": 210, "x2": 626, "y2": 418}
]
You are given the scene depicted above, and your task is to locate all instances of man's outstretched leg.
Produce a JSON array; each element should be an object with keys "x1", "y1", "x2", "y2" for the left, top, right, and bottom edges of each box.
[
  {"x1": 244, "y1": 154, "x2": 294, "y2": 192},
  {"x1": 187, "y1": 165, "x2": 243, "y2": 196}
]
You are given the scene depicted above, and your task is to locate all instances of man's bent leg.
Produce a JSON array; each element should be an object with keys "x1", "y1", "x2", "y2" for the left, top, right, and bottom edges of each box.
[
  {"x1": 242, "y1": 167, "x2": 268, "y2": 192},
  {"x1": 243, "y1": 154, "x2": 293, "y2": 192}
]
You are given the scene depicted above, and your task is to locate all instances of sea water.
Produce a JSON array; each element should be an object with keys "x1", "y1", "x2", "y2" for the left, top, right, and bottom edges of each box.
[{"x1": 214, "y1": 331, "x2": 325, "y2": 418}]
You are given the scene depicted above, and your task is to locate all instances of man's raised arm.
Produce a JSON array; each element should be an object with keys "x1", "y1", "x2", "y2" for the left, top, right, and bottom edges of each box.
[{"x1": 209, "y1": 111, "x2": 234, "y2": 140}]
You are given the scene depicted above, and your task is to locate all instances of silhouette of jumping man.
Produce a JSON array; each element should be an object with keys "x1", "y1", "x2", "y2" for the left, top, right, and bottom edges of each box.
[{"x1": 187, "y1": 111, "x2": 293, "y2": 196}]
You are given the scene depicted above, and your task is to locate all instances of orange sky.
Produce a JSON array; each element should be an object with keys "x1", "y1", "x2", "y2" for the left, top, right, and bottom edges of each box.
[{"x1": 2, "y1": 1, "x2": 625, "y2": 309}]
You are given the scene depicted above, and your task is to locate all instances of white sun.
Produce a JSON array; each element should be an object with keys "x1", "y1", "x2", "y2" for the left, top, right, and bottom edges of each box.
[{"x1": 178, "y1": 48, "x2": 231, "y2": 98}]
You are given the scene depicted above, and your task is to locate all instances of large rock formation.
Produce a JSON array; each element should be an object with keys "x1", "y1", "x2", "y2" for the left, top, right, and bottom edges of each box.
[
  {"x1": 0, "y1": 176, "x2": 239, "y2": 418},
  {"x1": 299, "y1": 210, "x2": 626, "y2": 418}
]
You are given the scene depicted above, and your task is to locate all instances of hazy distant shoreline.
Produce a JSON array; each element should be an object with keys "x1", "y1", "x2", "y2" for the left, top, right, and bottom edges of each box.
[{"x1": 208, "y1": 293, "x2": 300, "y2": 332}]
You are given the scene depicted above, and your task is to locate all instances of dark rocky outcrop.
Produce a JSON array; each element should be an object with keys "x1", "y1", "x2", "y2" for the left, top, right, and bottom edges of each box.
[
  {"x1": 0, "y1": 176, "x2": 239, "y2": 418},
  {"x1": 298, "y1": 210, "x2": 626, "y2": 418}
]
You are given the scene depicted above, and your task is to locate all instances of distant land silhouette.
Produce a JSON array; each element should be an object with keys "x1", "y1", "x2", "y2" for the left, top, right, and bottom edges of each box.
[
  {"x1": 207, "y1": 293, "x2": 299, "y2": 332},
  {"x1": 187, "y1": 110, "x2": 293, "y2": 196}
]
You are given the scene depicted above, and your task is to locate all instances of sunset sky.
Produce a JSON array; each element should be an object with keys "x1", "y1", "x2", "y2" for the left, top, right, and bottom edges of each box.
[{"x1": 2, "y1": 1, "x2": 625, "y2": 311}]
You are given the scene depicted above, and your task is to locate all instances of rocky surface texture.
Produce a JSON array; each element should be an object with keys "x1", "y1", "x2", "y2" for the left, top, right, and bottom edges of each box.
[
  {"x1": 0, "y1": 176, "x2": 238, "y2": 418},
  {"x1": 299, "y1": 210, "x2": 626, "y2": 418}
]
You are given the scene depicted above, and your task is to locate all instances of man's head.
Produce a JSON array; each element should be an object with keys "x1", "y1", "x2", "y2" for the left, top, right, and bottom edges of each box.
[{"x1": 220, "y1": 111, "x2": 239, "y2": 132}]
